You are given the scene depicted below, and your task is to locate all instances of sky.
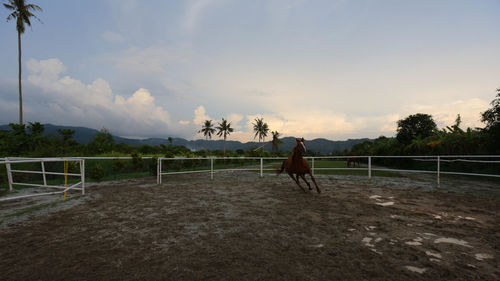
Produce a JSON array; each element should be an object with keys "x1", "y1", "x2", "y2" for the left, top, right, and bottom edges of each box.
[{"x1": 1, "y1": 0, "x2": 499, "y2": 142}]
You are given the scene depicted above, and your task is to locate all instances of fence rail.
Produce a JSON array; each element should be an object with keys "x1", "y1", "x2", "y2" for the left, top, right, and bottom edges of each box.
[
  {"x1": 0, "y1": 157, "x2": 85, "y2": 202},
  {"x1": 157, "y1": 155, "x2": 500, "y2": 186},
  {"x1": 1, "y1": 155, "x2": 499, "y2": 201}
]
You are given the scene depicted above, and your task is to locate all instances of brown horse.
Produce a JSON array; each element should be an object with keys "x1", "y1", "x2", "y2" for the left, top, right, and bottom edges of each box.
[
  {"x1": 277, "y1": 138, "x2": 321, "y2": 193},
  {"x1": 347, "y1": 157, "x2": 360, "y2": 167}
]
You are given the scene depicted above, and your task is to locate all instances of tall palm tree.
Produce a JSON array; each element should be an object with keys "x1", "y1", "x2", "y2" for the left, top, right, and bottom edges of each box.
[
  {"x1": 216, "y1": 118, "x2": 233, "y2": 156},
  {"x1": 271, "y1": 131, "x2": 282, "y2": 154},
  {"x1": 4, "y1": 0, "x2": 42, "y2": 125},
  {"x1": 199, "y1": 119, "x2": 216, "y2": 140},
  {"x1": 252, "y1": 117, "x2": 269, "y2": 142}
]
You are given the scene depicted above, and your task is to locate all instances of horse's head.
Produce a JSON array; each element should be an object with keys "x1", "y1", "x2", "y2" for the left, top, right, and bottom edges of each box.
[{"x1": 295, "y1": 138, "x2": 306, "y2": 154}]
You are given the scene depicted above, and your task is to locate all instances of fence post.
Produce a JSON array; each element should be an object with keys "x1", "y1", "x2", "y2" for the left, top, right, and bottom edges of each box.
[
  {"x1": 41, "y1": 160, "x2": 47, "y2": 186},
  {"x1": 157, "y1": 158, "x2": 160, "y2": 185},
  {"x1": 437, "y1": 156, "x2": 440, "y2": 187},
  {"x1": 5, "y1": 157, "x2": 13, "y2": 192},
  {"x1": 211, "y1": 158, "x2": 214, "y2": 180},
  {"x1": 368, "y1": 156, "x2": 372, "y2": 179},
  {"x1": 260, "y1": 158, "x2": 263, "y2": 178},
  {"x1": 160, "y1": 158, "x2": 163, "y2": 185},
  {"x1": 81, "y1": 159, "x2": 85, "y2": 195},
  {"x1": 312, "y1": 157, "x2": 315, "y2": 175}
]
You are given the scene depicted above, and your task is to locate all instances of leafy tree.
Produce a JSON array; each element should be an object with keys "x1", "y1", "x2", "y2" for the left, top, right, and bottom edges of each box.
[
  {"x1": 396, "y1": 113, "x2": 437, "y2": 145},
  {"x1": 252, "y1": 117, "x2": 269, "y2": 142},
  {"x1": 3, "y1": 123, "x2": 27, "y2": 155},
  {"x1": 56, "y1": 128, "x2": 77, "y2": 148},
  {"x1": 168, "y1": 137, "x2": 173, "y2": 145},
  {"x1": 481, "y1": 88, "x2": 500, "y2": 130},
  {"x1": 271, "y1": 131, "x2": 282, "y2": 154},
  {"x1": 88, "y1": 128, "x2": 114, "y2": 154},
  {"x1": 27, "y1": 121, "x2": 43, "y2": 136},
  {"x1": 216, "y1": 118, "x2": 234, "y2": 156},
  {"x1": 480, "y1": 88, "x2": 500, "y2": 153},
  {"x1": 27, "y1": 121, "x2": 44, "y2": 149},
  {"x1": 3, "y1": 0, "x2": 42, "y2": 124},
  {"x1": 199, "y1": 119, "x2": 216, "y2": 140}
]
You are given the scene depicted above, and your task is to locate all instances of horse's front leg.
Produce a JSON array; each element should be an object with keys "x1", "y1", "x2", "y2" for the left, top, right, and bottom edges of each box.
[
  {"x1": 298, "y1": 174, "x2": 312, "y2": 190},
  {"x1": 288, "y1": 172, "x2": 306, "y2": 192},
  {"x1": 309, "y1": 173, "x2": 321, "y2": 193}
]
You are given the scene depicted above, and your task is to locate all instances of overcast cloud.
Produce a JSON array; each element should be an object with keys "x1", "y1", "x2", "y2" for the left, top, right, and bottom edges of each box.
[{"x1": 0, "y1": 0, "x2": 499, "y2": 141}]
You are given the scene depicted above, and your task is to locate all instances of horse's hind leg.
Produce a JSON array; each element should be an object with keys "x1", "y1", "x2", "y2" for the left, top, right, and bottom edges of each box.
[
  {"x1": 309, "y1": 173, "x2": 321, "y2": 193},
  {"x1": 298, "y1": 174, "x2": 312, "y2": 190},
  {"x1": 288, "y1": 172, "x2": 306, "y2": 192}
]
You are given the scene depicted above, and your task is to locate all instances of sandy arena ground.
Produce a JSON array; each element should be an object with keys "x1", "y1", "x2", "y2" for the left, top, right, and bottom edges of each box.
[{"x1": 0, "y1": 172, "x2": 499, "y2": 280}]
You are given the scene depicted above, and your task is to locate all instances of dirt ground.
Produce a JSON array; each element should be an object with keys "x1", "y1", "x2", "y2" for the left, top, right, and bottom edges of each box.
[{"x1": 0, "y1": 172, "x2": 499, "y2": 280}]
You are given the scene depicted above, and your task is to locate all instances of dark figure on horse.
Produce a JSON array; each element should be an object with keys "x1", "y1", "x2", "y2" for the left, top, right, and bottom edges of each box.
[{"x1": 277, "y1": 138, "x2": 321, "y2": 193}]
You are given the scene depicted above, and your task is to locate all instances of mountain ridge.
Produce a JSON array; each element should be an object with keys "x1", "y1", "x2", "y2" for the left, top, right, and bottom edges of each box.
[{"x1": 0, "y1": 124, "x2": 370, "y2": 154}]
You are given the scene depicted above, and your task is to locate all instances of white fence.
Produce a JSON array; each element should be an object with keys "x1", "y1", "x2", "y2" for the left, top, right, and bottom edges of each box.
[
  {"x1": 0, "y1": 157, "x2": 85, "y2": 201},
  {"x1": 1, "y1": 155, "x2": 498, "y2": 201},
  {"x1": 157, "y1": 155, "x2": 500, "y2": 186}
]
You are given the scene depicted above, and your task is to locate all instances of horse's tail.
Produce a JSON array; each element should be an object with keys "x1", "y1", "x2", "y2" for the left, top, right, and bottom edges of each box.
[{"x1": 276, "y1": 161, "x2": 285, "y2": 176}]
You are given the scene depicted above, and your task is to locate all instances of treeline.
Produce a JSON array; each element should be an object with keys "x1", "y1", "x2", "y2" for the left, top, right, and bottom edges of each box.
[
  {"x1": 0, "y1": 124, "x2": 282, "y2": 159},
  {"x1": 350, "y1": 89, "x2": 500, "y2": 156}
]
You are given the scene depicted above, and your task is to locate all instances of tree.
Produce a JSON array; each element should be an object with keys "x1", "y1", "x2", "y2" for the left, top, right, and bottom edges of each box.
[
  {"x1": 57, "y1": 128, "x2": 75, "y2": 143},
  {"x1": 216, "y1": 118, "x2": 233, "y2": 156},
  {"x1": 252, "y1": 117, "x2": 269, "y2": 142},
  {"x1": 88, "y1": 128, "x2": 114, "y2": 154},
  {"x1": 481, "y1": 88, "x2": 500, "y2": 130},
  {"x1": 3, "y1": 123, "x2": 27, "y2": 155},
  {"x1": 480, "y1": 88, "x2": 500, "y2": 153},
  {"x1": 167, "y1": 137, "x2": 173, "y2": 145},
  {"x1": 4, "y1": 0, "x2": 42, "y2": 125},
  {"x1": 27, "y1": 121, "x2": 44, "y2": 149},
  {"x1": 199, "y1": 119, "x2": 216, "y2": 140},
  {"x1": 271, "y1": 131, "x2": 282, "y2": 154},
  {"x1": 396, "y1": 113, "x2": 437, "y2": 145}
]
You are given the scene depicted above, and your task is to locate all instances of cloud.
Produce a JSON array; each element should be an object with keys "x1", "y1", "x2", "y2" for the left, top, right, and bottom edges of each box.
[
  {"x1": 22, "y1": 58, "x2": 177, "y2": 138},
  {"x1": 9, "y1": 56, "x2": 493, "y2": 143},
  {"x1": 100, "y1": 31, "x2": 125, "y2": 43},
  {"x1": 193, "y1": 105, "x2": 212, "y2": 125},
  {"x1": 227, "y1": 113, "x2": 244, "y2": 129},
  {"x1": 406, "y1": 99, "x2": 489, "y2": 129}
]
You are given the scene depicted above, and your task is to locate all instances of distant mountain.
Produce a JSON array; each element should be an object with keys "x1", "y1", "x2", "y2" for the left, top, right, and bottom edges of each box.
[{"x1": 0, "y1": 124, "x2": 370, "y2": 154}]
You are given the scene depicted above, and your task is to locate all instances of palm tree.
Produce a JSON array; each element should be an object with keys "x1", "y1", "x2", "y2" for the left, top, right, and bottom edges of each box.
[
  {"x1": 199, "y1": 119, "x2": 216, "y2": 140},
  {"x1": 252, "y1": 117, "x2": 269, "y2": 142},
  {"x1": 4, "y1": 0, "x2": 42, "y2": 125},
  {"x1": 216, "y1": 118, "x2": 233, "y2": 156},
  {"x1": 271, "y1": 131, "x2": 282, "y2": 154}
]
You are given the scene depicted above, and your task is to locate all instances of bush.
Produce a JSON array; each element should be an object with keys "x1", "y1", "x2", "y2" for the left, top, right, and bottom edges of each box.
[
  {"x1": 112, "y1": 158, "x2": 125, "y2": 174},
  {"x1": 89, "y1": 164, "x2": 105, "y2": 182},
  {"x1": 149, "y1": 157, "x2": 158, "y2": 176},
  {"x1": 131, "y1": 152, "x2": 143, "y2": 171}
]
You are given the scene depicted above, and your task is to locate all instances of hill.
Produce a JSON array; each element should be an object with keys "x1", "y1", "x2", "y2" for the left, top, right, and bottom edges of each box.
[{"x1": 0, "y1": 124, "x2": 369, "y2": 154}]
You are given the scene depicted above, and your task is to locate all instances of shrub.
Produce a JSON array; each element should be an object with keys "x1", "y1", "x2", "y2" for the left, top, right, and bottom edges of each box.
[
  {"x1": 131, "y1": 152, "x2": 143, "y2": 171},
  {"x1": 112, "y1": 158, "x2": 125, "y2": 174},
  {"x1": 149, "y1": 157, "x2": 158, "y2": 176},
  {"x1": 89, "y1": 164, "x2": 104, "y2": 182}
]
